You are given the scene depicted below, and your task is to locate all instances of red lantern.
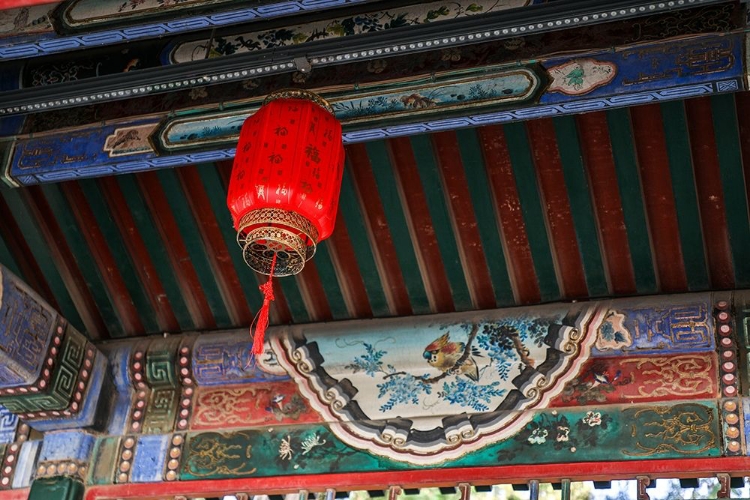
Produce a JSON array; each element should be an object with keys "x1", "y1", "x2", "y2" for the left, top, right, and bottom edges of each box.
[{"x1": 227, "y1": 90, "x2": 345, "y2": 352}]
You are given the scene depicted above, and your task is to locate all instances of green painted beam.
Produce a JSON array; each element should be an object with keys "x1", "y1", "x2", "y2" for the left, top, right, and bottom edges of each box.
[
  {"x1": 456, "y1": 129, "x2": 514, "y2": 307},
  {"x1": 77, "y1": 179, "x2": 160, "y2": 334},
  {"x1": 606, "y1": 108, "x2": 658, "y2": 294},
  {"x1": 409, "y1": 135, "x2": 473, "y2": 311},
  {"x1": 339, "y1": 169, "x2": 390, "y2": 317},
  {"x1": 711, "y1": 94, "x2": 750, "y2": 287},
  {"x1": 0, "y1": 188, "x2": 84, "y2": 331},
  {"x1": 552, "y1": 115, "x2": 608, "y2": 297},
  {"x1": 195, "y1": 166, "x2": 265, "y2": 317},
  {"x1": 503, "y1": 122, "x2": 560, "y2": 302},
  {"x1": 40, "y1": 183, "x2": 123, "y2": 336},
  {"x1": 313, "y1": 241, "x2": 350, "y2": 320},
  {"x1": 365, "y1": 141, "x2": 431, "y2": 314},
  {"x1": 0, "y1": 233, "x2": 20, "y2": 278},
  {"x1": 659, "y1": 101, "x2": 709, "y2": 291},
  {"x1": 155, "y1": 169, "x2": 234, "y2": 328},
  {"x1": 116, "y1": 175, "x2": 195, "y2": 331},
  {"x1": 29, "y1": 477, "x2": 84, "y2": 500}
]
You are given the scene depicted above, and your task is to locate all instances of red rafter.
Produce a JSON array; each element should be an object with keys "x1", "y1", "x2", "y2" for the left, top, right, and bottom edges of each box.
[
  {"x1": 684, "y1": 98, "x2": 733, "y2": 289},
  {"x1": 98, "y1": 177, "x2": 181, "y2": 333},
  {"x1": 176, "y1": 166, "x2": 253, "y2": 326},
  {"x1": 431, "y1": 131, "x2": 496, "y2": 310},
  {"x1": 477, "y1": 125, "x2": 540, "y2": 305},
  {"x1": 296, "y1": 260, "x2": 333, "y2": 322},
  {"x1": 21, "y1": 186, "x2": 106, "y2": 338},
  {"x1": 326, "y1": 212, "x2": 373, "y2": 318},
  {"x1": 59, "y1": 182, "x2": 145, "y2": 336},
  {"x1": 388, "y1": 137, "x2": 453, "y2": 314},
  {"x1": 137, "y1": 171, "x2": 217, "y2": 330},
  {"x1": 630, "y1": 104, "x2": 688, "y2": 293},
  {"x1": 526, "y1": 119, "x2": 588, "y2": 299},
  {"x1": 576, "y1": 112, "x2": 637, "y2": 295},
  {"x1": 0, "y1": 193, "x2": 58, "y2": 310},
  {"x1": 347, "y1": 143, "x2": 413, "y2": 316}
]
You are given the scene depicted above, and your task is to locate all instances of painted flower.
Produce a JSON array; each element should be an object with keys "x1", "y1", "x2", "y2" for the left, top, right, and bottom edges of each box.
[
  {"x1": 189, "y1": 87, "x2": 207, "y2": 100},
  {"x1": 367, "y1": 59, "x2": 387, "y2": 74},
  {"x1": 279, "y1": 435, "x2": 293, "y2": 460},
  {"x1": 582, "y1": 411, "x2": 602, "y2": 427},
  {"x1": 555, "y1": 426, "x2": 570, "y2": 442},
  {"x1": 292, "y1": 72, "x2": 309, "y2": 83},
  {"x1": 527, "y1": 428, "x2": 548, "y2": 445},
  {"x1": 441, "y1": 48, "x2": 461, "y2": 62}
]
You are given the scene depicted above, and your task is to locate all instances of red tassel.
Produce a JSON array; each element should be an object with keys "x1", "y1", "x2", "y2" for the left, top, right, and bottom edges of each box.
[{"x1": 251, "y1": 253, "x2": 277, "y2": 356}]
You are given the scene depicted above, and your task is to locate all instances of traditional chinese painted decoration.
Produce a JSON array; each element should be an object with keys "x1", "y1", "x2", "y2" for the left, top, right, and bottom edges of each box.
[{"x1": 227, "y1": 89, "x2": 345, "y2": 353}]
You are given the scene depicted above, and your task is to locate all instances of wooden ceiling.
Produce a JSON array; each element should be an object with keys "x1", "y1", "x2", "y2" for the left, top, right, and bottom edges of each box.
[{"x1": 2, "y1": 92, "x2": 750, "y2": 339}]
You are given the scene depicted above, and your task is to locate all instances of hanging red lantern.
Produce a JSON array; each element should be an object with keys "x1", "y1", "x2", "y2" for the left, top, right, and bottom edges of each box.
[{"x1": 227, "y1": 89, "x2": 345, "y2": 353}]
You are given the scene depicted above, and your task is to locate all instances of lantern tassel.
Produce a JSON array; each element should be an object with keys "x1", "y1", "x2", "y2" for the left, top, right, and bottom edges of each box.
[{"x1": 250, "y1": 253, "x2": 277, "y2": 357}]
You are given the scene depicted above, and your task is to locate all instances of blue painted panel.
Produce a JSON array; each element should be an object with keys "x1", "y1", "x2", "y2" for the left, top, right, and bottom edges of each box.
[
  {"x1": 193, "y1": 333, "x2": 290, "y2": 386},
  {"x1": 101, "y1": 343, "x2": 131, "y2": 392},
  {"x1": 0, "y1": 267, "x2": 57, "y2": 387},
  {"x1": 0, "y1": 405, "x2": 18, "y2": 444},
  {"x1": 107, "y1": 391, "x2": 133, "y2": 437},
  {"x1": 130, "y1": 434, "x2": 169, "y2": 483},
  {"x1": 5, "y1": 78, "x2": 741, "y2": 186},
  {"x1": 30, "y1": 352, "x2": 108, "y2": 431},
  {"x1": 12, "y1": 440, "x2": 41, "y2": 489},
  {"x1": 744, "y1": 398, "x2": 750, "y2": 456},
  {"x1": 8, "y1": 119, "x2": 158, "y2": 183},
  {"x1": 39, "y1": 430, "x2": 95, "y2": 462},
  {"x1": 591, "y1": 294, "x2": 715, "y2": 357},
  {"x1": 540, "y1": 34, "x2": 743, "y2": 104}
]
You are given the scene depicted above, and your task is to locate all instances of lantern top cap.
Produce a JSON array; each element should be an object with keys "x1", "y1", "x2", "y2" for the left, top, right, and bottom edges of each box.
[{"x1": 263, "y1": 89, "x2": 335, "y2": 115}]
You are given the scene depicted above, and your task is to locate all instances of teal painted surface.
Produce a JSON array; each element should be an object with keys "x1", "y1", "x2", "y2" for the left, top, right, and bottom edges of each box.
[
  {"x1": 365, "y1": 141, "x2": 431, "y2": 314},
  {"x1": 660, "y1": 101, "x2": 709, "y2": 291},
  {"x1": 606, "y1": 109, "x2": 658, "y2": 294},
  {"x1": 503, "y1": 123, "x2": 559, "y2": 302},
  {"x1": 410, "y1": 135, "x2": 473, "y2": 311},
  {"x1": 711, "y1": 94, "x2": 750, "y2": 287},
  {"x1": 456, "y1": 129, "x2": 514, "y2": 307},
  {"x1": 552, "y1": 116, "x2": 608, "y2": 297}
]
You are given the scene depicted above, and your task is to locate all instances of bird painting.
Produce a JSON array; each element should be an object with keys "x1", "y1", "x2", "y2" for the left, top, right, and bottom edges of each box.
[{"x1": 423, "y1": 332, "x2": 480, "y2": 381}]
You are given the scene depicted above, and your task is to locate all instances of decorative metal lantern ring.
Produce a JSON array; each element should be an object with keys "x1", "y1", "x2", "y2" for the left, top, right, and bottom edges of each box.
[{"x1": 236, "y1": 208, "x2": 319, "y2": 276}]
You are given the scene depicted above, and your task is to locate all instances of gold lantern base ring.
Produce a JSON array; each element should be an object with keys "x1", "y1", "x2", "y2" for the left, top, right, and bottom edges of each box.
[{"x1": 237, "y1": 209, "x2": 319, "y2": 277}]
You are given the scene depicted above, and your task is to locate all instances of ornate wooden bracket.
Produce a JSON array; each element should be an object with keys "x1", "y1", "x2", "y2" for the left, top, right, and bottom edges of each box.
[
  {"x1": 717, "y1": 473, "x2": 731, "y2": 499},
  {"x1": 636, "y1": 476, "x2": 651, "y2": 500}
]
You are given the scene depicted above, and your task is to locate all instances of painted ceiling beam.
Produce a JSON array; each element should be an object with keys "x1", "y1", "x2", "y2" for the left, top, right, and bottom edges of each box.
[
  {"x1": 0, "y1": 0, "x2": 378, "y2": 61},
  {"x1": 0, "y1": 0, "x2": 730, "y2": 116},
  {"x1": 2, "y1": 25, "x2": 744, "y2": 186}
]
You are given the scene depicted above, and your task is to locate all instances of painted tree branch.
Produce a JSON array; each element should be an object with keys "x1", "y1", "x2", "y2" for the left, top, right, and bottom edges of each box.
[{"x1": 383, "y1": 323, "x2": 480, "y2": 384}]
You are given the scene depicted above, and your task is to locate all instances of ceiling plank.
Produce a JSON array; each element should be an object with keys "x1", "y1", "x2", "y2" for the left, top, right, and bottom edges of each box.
[
  {"x1": 476, "y1": 125, "x2": 540, "y2": 305},
  {"x1": 630, "y1": 104, "x2": 688, "y2": 293},
  {"x1": 576, "y1": 112, "x2": 637, "y2": 296},
  {"x1": 526, "y1": 119, "x2": 588, "y2": 299}
]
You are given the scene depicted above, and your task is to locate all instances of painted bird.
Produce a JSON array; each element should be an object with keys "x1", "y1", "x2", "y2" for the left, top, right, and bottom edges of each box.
[{"x1": 423, "y1": 332, "x2": 480, "y2": 381}]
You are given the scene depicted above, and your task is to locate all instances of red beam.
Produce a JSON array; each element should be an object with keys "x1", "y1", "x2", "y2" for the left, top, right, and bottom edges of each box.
[
  {"x1": 296, "y1": 260, "x2": 334, "y2": 322},
  {"x1": 388, "y1": 137, "x2": 454, "y2": 314},
  {"x1": 327, "y1": 212, "x2": 373, "y2": 318},
  {"x1": 526, "y1": 119, "x2": 588, "y2": 299},
  {"x1": 98, "y1": 177, "x2": 181, "y2": 333},
  {"x1": 576, "y1": 112, "x2": 637, "y2": 296},
  {"x1": 137, "y1": 172, "x2": 217, "y2": 331},
  {"x1": 60, "y1": 182, "x2": 146, "y2": 336},
  {"x1": 685, "y1": 98, "x2": 734, "y2": 289},
  {"x1": 477, "y1": 125, "x2": 540, "y2": 305},
  {"x1": 84, "y1": 457, "x2": 750, "y2": 500},
  {"x1": 431, "y1": 131, "x2": 496, "y2": 310},
  {"x1": 176, "y1": 166, "x2": 254, "y2": 327},
  {"x1": 347, "y1": 144, "x2": 413, "y2": 317},
  {"x1": 629, "y1": 105, "x2": 688, "y2": 293}
]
